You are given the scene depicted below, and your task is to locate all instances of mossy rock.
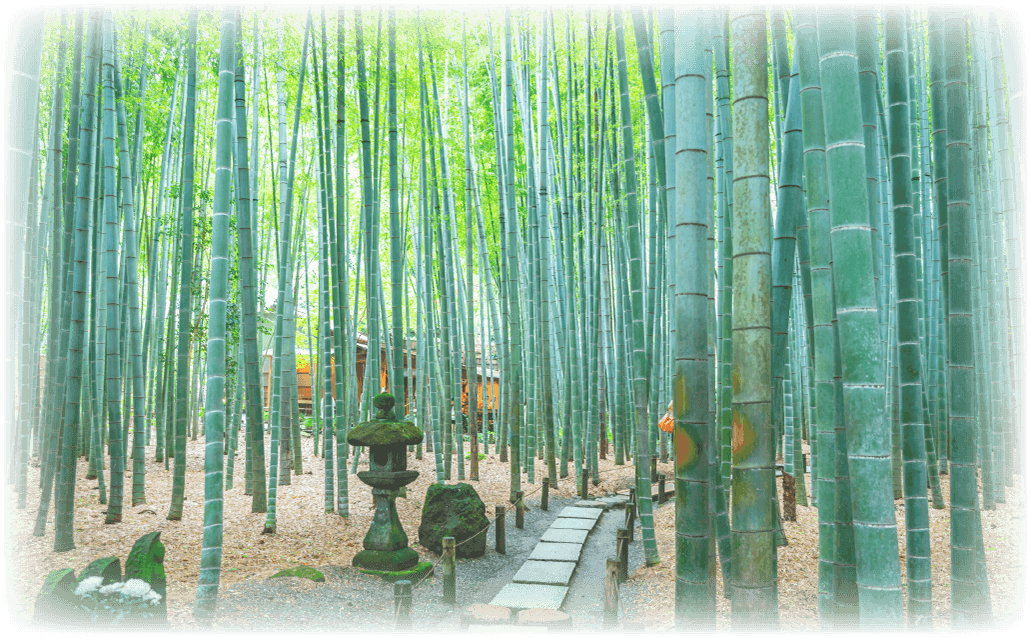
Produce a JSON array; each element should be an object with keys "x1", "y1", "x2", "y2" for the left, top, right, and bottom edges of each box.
[
  {"x1": 347, "y1": 419, "x2": 423, "y2": 447},
  {"x1": 269, "y1": 565, "x2": 325, "y2": 582},
  {"x1": 77, "y1": 556, "x2": 121, "y2": 586},
  {"x1": 34, "y1": 568, "x2": 79, "y2": 625},
  {"x1": 359, "y1": 561, "x2": 434, "y2": 584}
]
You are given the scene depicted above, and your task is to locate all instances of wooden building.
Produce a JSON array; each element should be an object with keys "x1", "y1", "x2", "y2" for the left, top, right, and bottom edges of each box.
[{"x1": 262, "y1": 333, "x2": 500, "y2": 425}]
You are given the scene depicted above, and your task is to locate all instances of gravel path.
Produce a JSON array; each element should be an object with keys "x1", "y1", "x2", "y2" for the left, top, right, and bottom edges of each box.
[{"x1": 210, "y1": 495, "x2": 643, "y2": 631}]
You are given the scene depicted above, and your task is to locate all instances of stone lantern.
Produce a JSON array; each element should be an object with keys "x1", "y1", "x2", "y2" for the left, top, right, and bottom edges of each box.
[{"x1": 347, "y1": 392, "x2": 423, "y2": 572}]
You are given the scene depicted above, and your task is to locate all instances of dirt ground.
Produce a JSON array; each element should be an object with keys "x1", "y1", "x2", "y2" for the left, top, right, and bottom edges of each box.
[
  {"x1": 4, "y1": 427, "x2": 642, "y2": 627},
  {"x1": 4, "y1": 429, "x2": 1026, "y2": 630},
  {"x1": 620, "y1": 441, "x2": 1028, "y2": 630}
]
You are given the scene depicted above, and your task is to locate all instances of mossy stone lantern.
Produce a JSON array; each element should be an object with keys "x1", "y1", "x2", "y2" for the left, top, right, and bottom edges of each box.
[{"x1": 347, "y1": 392, "x2": 423, "y2": 572}]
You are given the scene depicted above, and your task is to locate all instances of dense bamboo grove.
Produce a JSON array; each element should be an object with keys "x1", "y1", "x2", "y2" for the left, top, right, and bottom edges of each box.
[{"x1": 4, "y1": 5, "x2": 1024, "y2": 627}]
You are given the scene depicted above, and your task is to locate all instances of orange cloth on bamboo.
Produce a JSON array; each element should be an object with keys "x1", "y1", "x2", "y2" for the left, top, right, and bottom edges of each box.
[{"x1": 658, "y1": 400, "x2": 674, "y2": 433}]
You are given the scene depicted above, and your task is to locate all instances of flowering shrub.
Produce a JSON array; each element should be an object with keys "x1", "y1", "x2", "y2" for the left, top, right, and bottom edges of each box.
[{"x1": 73, "y1": 577, "x2": 162, "y2": 625}]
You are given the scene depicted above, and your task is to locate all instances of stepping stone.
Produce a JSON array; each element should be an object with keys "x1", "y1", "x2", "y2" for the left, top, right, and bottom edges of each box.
[
  {"x1": 34, "y1": 568, "x2": 78, "y2": 625},
  {"x1": 516, "y1": 608, "x2": 574, "y2": 629},
  {"x1": 529, "y1": 541, "x2": 583, "y2": 562},
  {"x1": 461, "y1": 603, "x2": 511, "y2": 628},
  {"x1": 597, "y1": 495, "x2": 630, "y2": 509},
  {"x1": 491, "y1": 583, "x2": 569, "y2": 610},
  {"x1": 540, "y1": 528, "x2": 589, "y2": 544},
  {"x1": 557, "y1": 506, "x2": 602, "y2": 521},
  {"x1": 513, "y1": 560, "x2": 577, "y2": 586},
  {"x1": 466, "y1": 626, "x2": 545, "y2": 633},
  {"x1": 550, "y1": 517, "x2": 596, "y2": 531},
  {"x1": 573, "y1": 500, "x2": 609, "y2": 510}
]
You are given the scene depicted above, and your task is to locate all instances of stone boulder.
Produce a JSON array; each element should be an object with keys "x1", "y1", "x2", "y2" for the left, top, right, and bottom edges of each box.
[
  {"x1": 418, "y1": 483, "x2": 489, "y2": 558},
  {"x1": 124, "y1": 531, "x2": 166, "y2": 623},
  {"x1": 77, "y1": 557, "x2": 121, "y2": 587},
  {"x1": 516, "y1": 608, "x2": 573, "y2": 628},
  {"x1": 461, "y1": 603, "x2": 511, "y2": 629},
  {"x1": 34, "y1": 568, "x2": 78, "y2": 625}
]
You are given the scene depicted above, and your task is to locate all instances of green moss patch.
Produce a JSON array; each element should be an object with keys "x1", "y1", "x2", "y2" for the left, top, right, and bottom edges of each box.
[
  {"x1": 270, "y1": 565, "x2": 325, "y2": 582},
  {"x1": 359, "y1": 561, "x2": 434, "y2": 584}
]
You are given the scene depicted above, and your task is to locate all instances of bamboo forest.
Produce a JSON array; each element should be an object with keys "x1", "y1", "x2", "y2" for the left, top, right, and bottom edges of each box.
[{"x1": 3, "y1": 4, "x2": 1026, "y2": 630}]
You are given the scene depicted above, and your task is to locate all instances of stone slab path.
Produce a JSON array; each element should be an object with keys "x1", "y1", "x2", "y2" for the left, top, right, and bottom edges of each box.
[{"x1": 488, "y1": 498, "x2": 611, "y2": 612}]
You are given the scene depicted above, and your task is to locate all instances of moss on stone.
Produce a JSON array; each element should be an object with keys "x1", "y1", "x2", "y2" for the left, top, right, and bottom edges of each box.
[
  {"x1": 269, "y1": 565, "x2": 325, "y2": 582},
  {"x1": 359, "y1": 561, "x2": 434, "y2": 583},
  {"x1": 347, "y1": 419, "x2": 423, "y2": 447}
]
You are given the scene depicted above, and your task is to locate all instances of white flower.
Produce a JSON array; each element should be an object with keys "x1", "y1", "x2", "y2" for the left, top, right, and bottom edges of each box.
[
  {"x1": 99, "y1": 582, "x2": 124, "y2": 595},
  {"x1": 75, "y1": 576, "x2": 104, "y2": 597},
  {"x1": 121, "y1": 579, "x2": 151, "y2": 598}
]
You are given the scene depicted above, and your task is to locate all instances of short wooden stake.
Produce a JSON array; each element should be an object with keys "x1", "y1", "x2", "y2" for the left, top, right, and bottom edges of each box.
[
  {"x1": 442, "y1": 537, "x2": 456, "y2": 604},
  {"x1": 495, "y1": 505, "x2": 506, "y2": 554},
  {"x1": 515, "y1": 491, "x2": 524, "y2": 529},
  {"x1": 394, "y1": 579, "x2": 412, "y2": 629},
  {"x1": 650, "y1": 455, "x2": 658, "y2": 483},
  {"x1": 625, "y1": 502, "x2": 635, "y2": 542},
  {"x1": 604, "y1": 559, "x2": 620, "y2": 629},
  {"x1": 541, "y1": 477, "x2": 549, "y2": 511},
  {"x1": 581, "y1": 466, "x2": 589, "y2": 499},
  {"x1": 657, "y1": 473, "x2": 666, "y2": 504},
  {"x1": 616, "y1": 527, "x2": 630, "y2": 583}
]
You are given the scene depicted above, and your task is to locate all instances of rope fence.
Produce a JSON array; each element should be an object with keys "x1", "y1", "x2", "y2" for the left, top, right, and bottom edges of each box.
[{"x1": 346, "y1": 463, "x2": 650, "y2": 634}]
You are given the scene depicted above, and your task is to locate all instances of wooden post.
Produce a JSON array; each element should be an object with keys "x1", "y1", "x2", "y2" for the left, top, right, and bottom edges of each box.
[
  {"x1": 604, "y1": 559, "x2": 619, "y2": 629},
  {"x1": 495, "y1": 505, "x2": 506, "y2": 554},
  {"x1": 541, "y1": 477, "x2": 549, "y2": 511},
  {"x1": 616, "y1": 527, "x2": 630, "y2": 583},
  {"x1": 657, "y1": 473, "x2": 666, "y2": 504},
  {"x1": 581, "y1": 465, "x2": 589, "y2": 499},
  {"x1": 650, "y1": 455, "x2": 658, "y2": 483},
  {"x1": 394, "y1": 579, "x2": 412, "y2": 629},
  {"x1": 515, "y1": 491, "x2": 524, "y2": 529},
  {"x1": 625, "y1": 501, "x2": 635, "y2": 542},
  {"x1": 783, "y1": 470, "x2": 797, "y2": 521},
  {"x1": 442, "y1": 537, "x2": 456, "y2": 604}
]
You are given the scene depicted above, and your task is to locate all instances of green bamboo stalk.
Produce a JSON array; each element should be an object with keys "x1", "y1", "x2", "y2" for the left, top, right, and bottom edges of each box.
[
  {"x1": 232, "y1": 9, "x2": 266, "y2": 514},
  {"x1": 334, "y1": 7, "x2": 351, "y2": 516},
  {"x1": 166, "y1": 9, "x2": 198, "y2": 523},
  {"x1": 728, "y1": 8, "x2": 775, "y2": 624},
  {"x1": 111, "y1": 25, "x2": 147, "y2": 508},
  {"x1": 672, "y1": 9, "x2": 714, "y2": 623},
  {"x1": 819, "y1": 10, "x2": 903, "y2": 624},
  {"x1": 504, "y1": 11, "x2": 524, "y2": 503},
  {"x1": 194, "y1": 9, "x2": 235, "y2": 622},
  {"x1": 884, "y1": 10, "x2": 934, "y2": 625},
  {"x1": 54, "y1": 10, "x2": 100, "y2": 551},
  {"x1": 712, "y1": 7, "x2": 737, "y2": 492},
  {"x1": 20, "y1": 20, "x2": 63, "y2": 511},
  {"x1": 943, "y1": 11, "x2": 989, "y2": 625}
]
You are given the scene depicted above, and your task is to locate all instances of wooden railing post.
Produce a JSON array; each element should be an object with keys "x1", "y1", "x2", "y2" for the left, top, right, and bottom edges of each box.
[
  {"x1": 616, "y1": 527, "x2": 630, "y2": 583},
  {"x1": 515, "y1": 491, "x2": 524, "y2": 529},
  {"x1": 657, "y1": 473, "x2": 666, "y2": 504},
  {"x1": 394, "y1": 579, "x2": 412, "y2": 629},
  {"x1": 495, "y1": 505, "x2": 506, "y2": 554},
  {"x1": 541, "y1": 477, "x2": 549, "y2": 511},
  {"x1": 604, "y1": 559, "x2": 620, "y2": 629},
  {"x1": 442, "y1": 537, "x2": 456, "y2": 604}
]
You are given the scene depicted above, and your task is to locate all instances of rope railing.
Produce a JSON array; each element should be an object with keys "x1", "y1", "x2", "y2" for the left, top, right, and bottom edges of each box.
[{"x1": 390, "y1": 468, "x2": 649, "y2": 629}]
